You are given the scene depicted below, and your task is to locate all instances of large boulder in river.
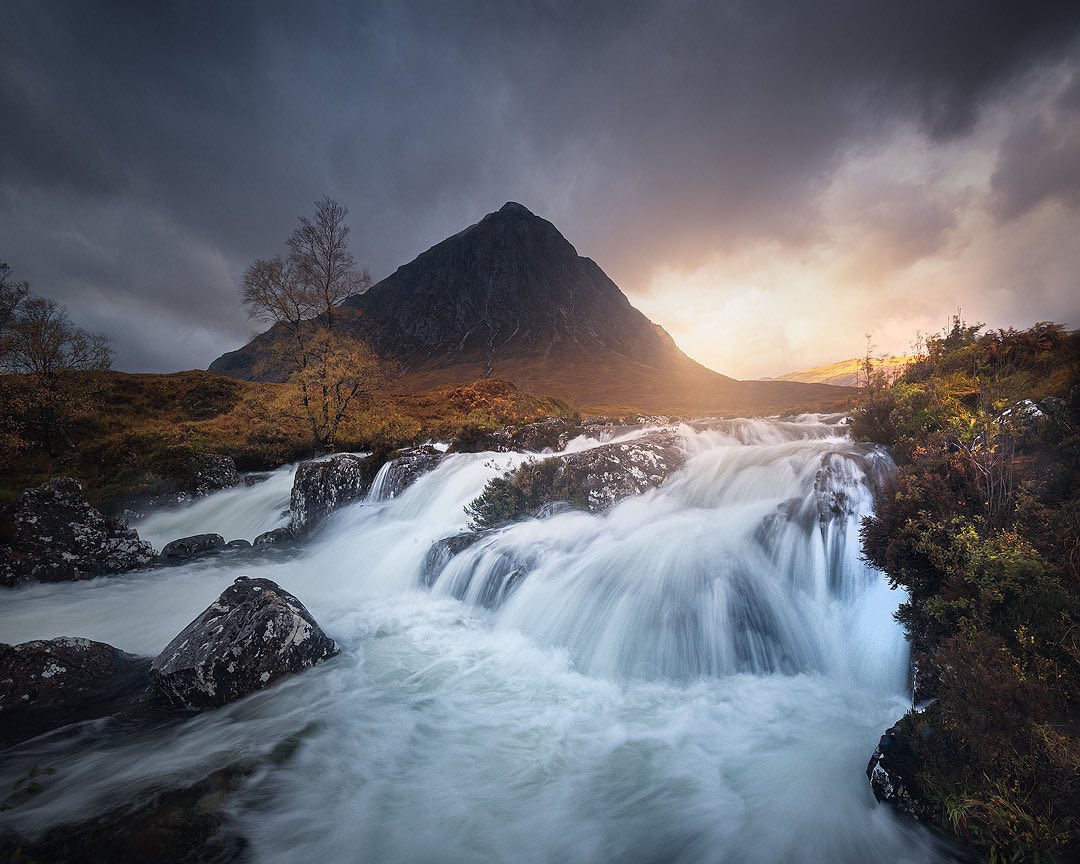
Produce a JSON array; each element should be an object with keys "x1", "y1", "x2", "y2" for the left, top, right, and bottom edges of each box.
[
  {"x1": 159, "y1": 533, "x2": 226, "y2": 562},
  {"x1": 151, "y1": 576, "x2": 339, "y2": 710},
  {"x1": 0, "y1": 478, "x2": 155, "y2": 588},
  {"x1": 561, "y1": 429, "x2": 685, "y2": 510},
  {"x1": 0, "y1": 637, "x2": 152, "y2": 747},
  {"x1": 466, "y1": 430, "x2": 686, "y2": 529},
  {"x1": 289, "y1": 454, "x2": 375, "y2": 531}
]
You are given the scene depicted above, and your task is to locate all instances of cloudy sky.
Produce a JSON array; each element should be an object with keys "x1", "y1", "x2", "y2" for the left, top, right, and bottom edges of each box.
[{"x1": 2, "y1": 1, "x2": 1079, "y2": 379}]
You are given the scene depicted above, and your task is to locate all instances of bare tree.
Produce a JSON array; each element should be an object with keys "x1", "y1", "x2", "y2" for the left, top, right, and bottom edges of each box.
[
  {"x1": 0, "y1": 268, "x2": 112, "y2": 454},
  {"x1": 241, "y1": 197, "x2": 384, "y2": 450}
]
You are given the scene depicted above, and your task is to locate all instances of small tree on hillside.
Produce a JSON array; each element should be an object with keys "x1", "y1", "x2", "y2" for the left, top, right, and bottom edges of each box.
[
  {"x1": 0, "y1": 263, "x2": 113, "y2": 455},
  {"x1": 241, "y1": 197, "x2": 386, "y2": 450}
]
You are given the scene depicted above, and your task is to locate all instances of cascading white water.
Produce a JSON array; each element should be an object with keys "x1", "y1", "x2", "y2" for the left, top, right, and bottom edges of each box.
[
  {"x1": 133, "y1": 465, "x2": 296, "y2": 549},
  {"x1": 0, "y1": 418, "x2": 956, "y2": 863}
]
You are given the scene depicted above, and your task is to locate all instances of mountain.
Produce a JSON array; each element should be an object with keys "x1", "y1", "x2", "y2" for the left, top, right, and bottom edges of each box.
[
  {"x1": 210, "y1": 202, "x2": 847, "y2": 414},
  {"x1": 770, "y1": 356, "x2": 916, "y2": 387}
]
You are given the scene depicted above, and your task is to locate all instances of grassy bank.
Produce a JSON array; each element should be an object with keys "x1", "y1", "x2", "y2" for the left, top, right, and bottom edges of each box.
[
  {"x1": 0, "y1": 371, "x2": 573, "y2": 513},
  {"x1": 853, "y1": 321, "x2": 1080, "y2": 861}
]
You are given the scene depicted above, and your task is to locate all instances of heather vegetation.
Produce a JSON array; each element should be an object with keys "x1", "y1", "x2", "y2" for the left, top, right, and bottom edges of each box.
[
  {"x1": 466, "y1": 458, "x2": 587, "y2": 530},
  {"x1": 854, "y1": 319, "x2": 1080, "y2": 861}
]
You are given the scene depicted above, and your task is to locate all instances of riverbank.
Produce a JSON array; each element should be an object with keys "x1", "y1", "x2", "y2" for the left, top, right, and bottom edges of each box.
[{"x1": 854, "y1": 321, "x2": 1080, "y2": 861}]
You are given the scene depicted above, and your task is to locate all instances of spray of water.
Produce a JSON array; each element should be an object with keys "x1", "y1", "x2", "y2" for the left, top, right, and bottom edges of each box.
[{"x1": 0, "y1": 418, "x2": 953, "y2": 863}]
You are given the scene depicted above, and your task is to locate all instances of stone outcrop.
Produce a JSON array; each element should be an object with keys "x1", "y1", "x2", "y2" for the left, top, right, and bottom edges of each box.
[
  {"x1": 159, "y1": 533, "x2": 226, "y2": 562},
  {"x1": 289, "y1": 454, "x2": 375, "y2": 532},
  {"x1": 0, "y1": 637, "x2": 153, "y2": 747},
  {"x1": 866, "y1": 720, "x2": 935, "y2": 822},
  {"x1": 0, "y1": 478, "x2": 154, "y2": 588},
  {"x1": 557, "y1": 429, "x2": 686, "y2": 511},
  {"x1": 151, "y1": 576, "x2": 338, "y2": 710},
  {"x1": 190, "y1": 454, "x2": 241, "y2": 496},
  {"x1": 466, "y1": 430, "x2": 687, "y2": 530}
]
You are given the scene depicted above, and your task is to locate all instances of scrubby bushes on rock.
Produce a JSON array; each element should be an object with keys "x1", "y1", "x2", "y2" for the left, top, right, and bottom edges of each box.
[{"x1": 856, "y1": 320, "x2": 1080, "y2": 861}]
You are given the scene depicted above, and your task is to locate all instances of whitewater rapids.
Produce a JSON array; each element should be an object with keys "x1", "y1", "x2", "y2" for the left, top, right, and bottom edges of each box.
[{"x1": 0, "y1": 417, "x2": 956, "y2": 863}]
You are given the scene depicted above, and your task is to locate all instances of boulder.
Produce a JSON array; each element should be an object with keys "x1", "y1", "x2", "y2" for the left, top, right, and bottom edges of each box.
[
  {"x1": 466, "y1": 430, "x2": 686, "y2": 530},
  {"x1": 866, "y1": 720, "x2": 935, "y2": 822},
  {"x1": 557, "y1": 429, "x2": 686, "y2": 511},
  {"x1": 0, "y1": 478, "x2": 155, "y2": 588},
  {"x1": 369, "y1": 449, "x2": 443, "y2": 500},
  {"x1": 422, "y1": 531, "x2": 491, "y2": 586},
  {"x1": 0, "y1": 637, "x2": 152, "y2": 747},
  {"x1": 253, "y1": 526, "x2": 297, "y2": 547},
  {"x1": 225, "y1": 539, "x2": 252, "y2": 550},
  {"x1": 289, "y1": 453, "x2": 375, "y2": 532},
  {"x1": 151, "y1": 576, "x2": 339, "y2": 710},
  {"x1": 191, "y1": 454, "x2": 241, "y2": 496},
  {"x1": 159, "y1": 533, "x2": 226, "y2": 562}
]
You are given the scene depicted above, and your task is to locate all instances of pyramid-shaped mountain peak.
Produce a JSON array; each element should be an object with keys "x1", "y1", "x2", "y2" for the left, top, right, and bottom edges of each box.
[{"x1": 209, "y1": 204, "x2": 845, "y2": 413}]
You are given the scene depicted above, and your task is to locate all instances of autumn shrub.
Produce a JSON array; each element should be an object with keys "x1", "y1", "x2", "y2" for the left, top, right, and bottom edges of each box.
[
  {"x1": 854, "y1": 320, "x2": 1080, "y2": 861},
  {"x1": 466, "y1": 458, "x2": 588, "y2": 530}
]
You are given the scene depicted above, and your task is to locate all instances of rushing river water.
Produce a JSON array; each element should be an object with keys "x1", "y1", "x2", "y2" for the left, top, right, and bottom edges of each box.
[{"x1": 0, "y1": 418, "x2": 957, "y2": 863}]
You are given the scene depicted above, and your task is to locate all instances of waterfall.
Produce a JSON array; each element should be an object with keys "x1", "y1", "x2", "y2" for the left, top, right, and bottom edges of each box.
[
  {"x1": 0, "y1": 418, "x2": 954, "y2": 863},
  {"x1": 133, "y1": 465, "x2": 296, "y2": 549}
]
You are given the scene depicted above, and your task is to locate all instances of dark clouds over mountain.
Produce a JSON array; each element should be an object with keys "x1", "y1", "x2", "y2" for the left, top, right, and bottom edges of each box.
[{"x1": 2, "y1": 0, "x2": 1079, "y2": 376}]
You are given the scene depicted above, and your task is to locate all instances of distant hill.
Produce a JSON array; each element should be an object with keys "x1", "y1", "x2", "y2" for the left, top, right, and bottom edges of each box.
[
  {"x1": 767, "y1": 356, "x2": 916, "y2": 388},
  {"x1": 211, "y1": 202, "x2": 848, "y2": 415}
]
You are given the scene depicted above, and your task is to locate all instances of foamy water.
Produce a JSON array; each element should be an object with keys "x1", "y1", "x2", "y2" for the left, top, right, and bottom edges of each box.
[{"x1": 0, "y1": 418, "x2": 955, "y2": 862}]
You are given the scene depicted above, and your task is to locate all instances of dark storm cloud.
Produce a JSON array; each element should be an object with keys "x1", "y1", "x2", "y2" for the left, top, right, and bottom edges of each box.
[
  {"x1": 1, "y1": 0, "x2": 1079, "y2": 370},
  {"x1": 991, "y1": 70, "x2": 1080, "y2": 221}
]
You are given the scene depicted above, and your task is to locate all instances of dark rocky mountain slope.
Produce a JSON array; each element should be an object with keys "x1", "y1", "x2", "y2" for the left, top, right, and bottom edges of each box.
[{"x1": 211, "y1": 202, "x2": 845, "y2": 414}]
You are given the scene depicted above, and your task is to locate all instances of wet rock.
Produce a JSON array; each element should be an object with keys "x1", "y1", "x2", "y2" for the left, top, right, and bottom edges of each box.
[
  {"x1": 191, "y1": 454, "x2": 241, "y2": 496},
  {"x1": 421, "y1": 530, "x2": 533, "y2": 605},
  {"x1": 0, "y1": 637, "x2": 153, "y2": 748},
  {"x1": 0, "y1": 762, "x2": 250, "y2": 864},
  {"x1": 225, "y1": 539, "x2": 251, "y2": 550},
  {"x1": 159, "y1": 533, "x2": 226, "y2": 562},
  {"x1": 998, "y1": 398, "x2": 1046, "y2": 427},
  {"x1": 243, "y1": 472, "x2": 272, "y2": 487},
  {"x1": 151, "y1": 576, "x2": 338, "y2": 710},
  {"x1": 1039, "y1": 395, "x2": 1067, "y2": 416},
  {"x1": 290, "y1": 453, "x2": 377, "y2": 532},
  {"x1": 559, "y1": 429, "x2": 685, "y2": 511},
  {"x1": 867, "y1": 720, "x2": 935, "y2": 822},
  {"x1": 0, "y1": 478, "x2": 154, "y2": 588},
  {"x1": 422, "y1": 531, "x2": 491, "y2": 586},
  {"x1": 370, "y1": 448, "x2": 443, "y2": 500},
  {"x1": 466, "y1": 430, "x2": 686, "y2": 530},
  {"x1": 253, "y1": 526, "x2": 297, "y2": 547}
]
